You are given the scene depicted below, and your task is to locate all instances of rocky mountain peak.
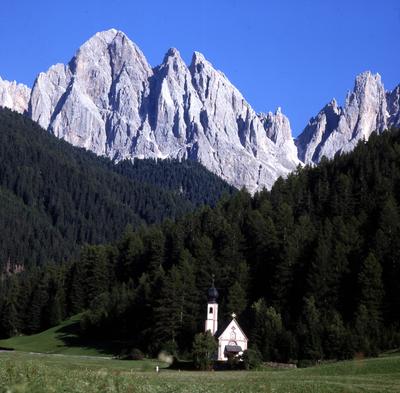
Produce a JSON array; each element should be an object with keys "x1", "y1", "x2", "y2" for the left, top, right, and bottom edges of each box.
[
  {"x1": 295, "y1": 98, "x2": 342, "y2": 164},
  {"x1": 0, "y1": 77, "x2": 31, "y2": 114},
  {"x1": 190, "y1": 51, "x2": 207, "y2": 66},
  {"x1": 258, "y1": 108, "x2": 298, "y2": 167},
  {"x1": 161, "y1": 48, "x2": 187, "y2": 75},
  {"x1": 164, "y1": 47, "x2": 180, "y2": 59},
  {"x1": 28, "y1": 29, "x2": 155, "y2": 158},
  {"x1": 346, "y1": 71, "x2": 385, "y2": 110},
  {"x1": 188, "y1": 51, "x2": 235, "y2": 100},
  {"x1": 296, "y1": 70, "x2": 390, "y2": 164},
  {"x1": 94, "y1": 28, "x2": 121, "y2": 40},
  {"x1": 75, "y1": 29, "x2": 133, "y2": 54},
  {"x1": 344, "y1": 71, "x2": 387, "y2": 140},
  {"x1": 328, "y1": 98, "x2": 339, "y2": 111},
  {"x1": 260, "y1": 108, "x2": 291, "y2": 145},
  {"x1": 72, "y1": 28, "x2": 152, "y2": 85},
  {"x1": 324, "y1": 98, "x2": 341, "y2": 116},
  {"x1": 354, "y1": 71, "x2": 381, "y2": 91}
]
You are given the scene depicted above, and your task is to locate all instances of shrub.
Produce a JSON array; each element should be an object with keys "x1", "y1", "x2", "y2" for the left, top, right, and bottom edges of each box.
[
  {"x1": 297, "y1": 359, "x2": 316, "y2": 368},
  {"x1": 119, "y1": 348, "x2": 144, "y2": 360},
  {"x1": 130, "y1": 348, "x2": 144, "y2": 360},
  {"x1": 192, "y1": 331, "x2": 218, "y2": 370},
  {"x1": 242, "y1": 348, "x2": 262, "y2": 370}
]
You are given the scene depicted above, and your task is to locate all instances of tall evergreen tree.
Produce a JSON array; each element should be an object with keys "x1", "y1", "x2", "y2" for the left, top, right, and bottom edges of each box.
[
  {"x1": 297, "y1": 296, "x2": 322, "y2": 361},
  {"x1": 81, "y1": 245, "x2": 110, "y2": 306}
]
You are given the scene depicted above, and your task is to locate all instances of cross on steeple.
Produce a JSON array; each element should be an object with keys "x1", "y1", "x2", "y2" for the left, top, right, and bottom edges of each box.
[{"x1": 231, "y1": 312, "x2": 237, "y2": 319}]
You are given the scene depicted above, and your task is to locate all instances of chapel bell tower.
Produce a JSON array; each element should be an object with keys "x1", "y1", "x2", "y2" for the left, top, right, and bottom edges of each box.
[{"x1": 205, "y1": 278, "x2": 219, "y2": 335}]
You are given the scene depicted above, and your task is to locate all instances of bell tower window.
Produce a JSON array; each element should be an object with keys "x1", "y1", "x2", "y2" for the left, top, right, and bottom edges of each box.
[{"x1": 209, "y1": 307, "x2": 213, "y2": 313}]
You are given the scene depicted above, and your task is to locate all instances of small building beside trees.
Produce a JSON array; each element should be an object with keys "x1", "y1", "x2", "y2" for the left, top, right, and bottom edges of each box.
[{"x1": 204, "y1": 281, "x2": 248, "y2": 361}]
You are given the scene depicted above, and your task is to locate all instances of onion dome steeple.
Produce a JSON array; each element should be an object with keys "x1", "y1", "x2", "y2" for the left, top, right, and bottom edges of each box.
[{"x1": 207, "y1": 275, "x2": 219, "y2": 303}]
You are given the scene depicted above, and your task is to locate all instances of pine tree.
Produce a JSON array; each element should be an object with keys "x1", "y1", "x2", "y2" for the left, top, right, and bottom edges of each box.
[
  {"x1": 297, "y1": 296, "x2": 322, "y2": 361},
  {"x1": 68, "y1": 262, "x2": 86, "y2": 314},
  {"x1": 0, "y1": 301, "x2": 20, "y2": 337},
  {"x1": 244, "y1": 210, "x2": 278, "y2": 301},
  {"x1": 355, "y1": 253, "x2": 384, "y2": 355},
  {"x1": 322, "y1": 311, "x2": 350, "y2": 360},
  {"x1": 0, "y1": 276, "x2": 21, "y2": 337},
  {"x1": 227, "y1": 281, "x2": 247, "y2": 318},
  {"x1": 143, "y1": 227, "x2": 165, "y2": 274},
  {"x1": 81, "y1": 245, "x2": 110, "y2": 305},
  {"x1": 154, "y1": 250, "x2": 199, "y2": 351},
  {"x1": 374, "y1": 197, "x2": 400, "y2": 324},
  {"x1": 117, "y1": 227, "x2": 145, "y2": 281},
  {"x1": 358, "y1": 253, "x2": 384, "y2": 321},
  {"x1": 26, "y1": 278, "x2": 49, "y2": 334},
  {"x1": 249, "y1": 299, "x2": 284, "y2": 361}
]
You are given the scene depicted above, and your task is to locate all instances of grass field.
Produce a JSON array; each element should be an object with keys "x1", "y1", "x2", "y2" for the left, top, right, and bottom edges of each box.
[
  {"x1": 1, "y1": 317, "x2": 399, "y2": 392},
  {"x1": 1, "y1": 351, "x2": 400, "y2": 393},
  {"x1": 0, "y1": 315, "x2": 119, "y2": 357}
]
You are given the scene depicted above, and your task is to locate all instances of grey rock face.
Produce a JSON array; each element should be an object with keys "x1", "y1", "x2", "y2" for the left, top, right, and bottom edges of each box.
[
  {"x1": 0, "y1": 77, "x2": 30, "y2": 114},
  {"x1": 296, "y1": 99, "x2": 342, "y2": 164},
  {"x1": 26, "y1": 29, "x2": 299, "y2": 193},
  {"x1": 259, "y1": 108, "x2": 299, "y2": 168},
  {"x1": 29, "y1": 29, "x2": 154, "y2": 157},
  {"x1": 296, "y1": 72, "x2": 391, "y2": 164},
  {"x1": 387, "y1": 85, "x2": 400, "y2": 127}
]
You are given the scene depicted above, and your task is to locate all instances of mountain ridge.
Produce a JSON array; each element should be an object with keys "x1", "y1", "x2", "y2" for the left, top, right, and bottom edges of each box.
[
  {"x1": 296, "y1": 71, "x2": 400, "y2": 164},
  {"x1": 0, "y1": 29, "x2": 299, "y2": 193},
  {"x1": 0, "y1": 29, "x2": 399, "y2": 189}
]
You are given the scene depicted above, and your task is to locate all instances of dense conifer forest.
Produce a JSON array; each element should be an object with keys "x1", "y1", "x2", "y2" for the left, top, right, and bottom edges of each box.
[
  {"x1": 0, "y1": 109, "x2": 234, "y2": 268},
  {"x1": 1, "y1": 108, "x2": 400, "y2": 363}
]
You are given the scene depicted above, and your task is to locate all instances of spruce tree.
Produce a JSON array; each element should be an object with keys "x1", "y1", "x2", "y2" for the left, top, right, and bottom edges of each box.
[
  {"x1": 227, "y1": 281, "x2": 247, "y2": 318},
  {"x1": 81, "y1": 245, "x2": 110, "y2": 305},
  {"x1": 0, "y1": 301, "x2": 20, "y2": 337},
  {"x1": 355, "y1": 252, "x2": 384, "y2": 354},
  {"x1": 297, "y1": 296, "x2": 322, "y2": 361}
]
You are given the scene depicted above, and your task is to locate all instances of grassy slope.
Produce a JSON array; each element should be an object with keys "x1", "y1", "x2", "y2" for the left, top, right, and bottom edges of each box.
[
  {"x1": 0, "y1": 315, "x2": 118, "y2": 357},
  {"x1": 0, "y1": 352, "x2": 399, "y2": 393}
]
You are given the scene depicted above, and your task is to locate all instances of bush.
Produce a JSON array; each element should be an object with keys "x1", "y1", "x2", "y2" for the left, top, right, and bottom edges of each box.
[
  {"x1": 227, "y1": 353, "x2": 243, "y2": 370},
  {"x1": 119, "y1": 348, "x2": 144, "y2": 360},
  {"x1": 192, "y1": 331, "x2": 218, "y2": 370},
  {"x1": 130, "y1": 348, "x2": 144, "y2": 360},
  {"x1": 242, "y1": 348, "x2": 262, "y2": 370},
  {"x1": 297, "y1": 359, "x2": 317, "y2": 368}
]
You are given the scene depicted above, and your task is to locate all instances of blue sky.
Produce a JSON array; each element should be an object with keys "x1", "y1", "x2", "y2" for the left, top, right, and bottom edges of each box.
[{"x1": 0, "y1": 0, "x2": 399, "y2": 136}]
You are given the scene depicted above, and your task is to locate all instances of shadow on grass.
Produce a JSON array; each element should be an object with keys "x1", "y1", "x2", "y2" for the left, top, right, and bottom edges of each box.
[
  {"x1": 54, "y1": 321, "x2": 132, "y2": 356},
  {"x1": 168, "y1": 359, "x2": 244, "y2": 371}
]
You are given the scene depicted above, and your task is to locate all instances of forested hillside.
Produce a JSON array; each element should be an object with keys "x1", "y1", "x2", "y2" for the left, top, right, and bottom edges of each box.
[
  {"x1": 1, "y1": 127, "x2": 400, "y2": 363},
  {"x1": 0, "y1": 109, "x2": 234, "y2": 268}
]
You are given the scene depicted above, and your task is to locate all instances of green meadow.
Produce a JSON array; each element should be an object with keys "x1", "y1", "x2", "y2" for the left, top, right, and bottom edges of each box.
[
  {"x1": 1, "y1": 317, "x2": 399, "y2": 392},
  {"x1": 1, "y1": 351, "x2": 400, "y2": 393}
]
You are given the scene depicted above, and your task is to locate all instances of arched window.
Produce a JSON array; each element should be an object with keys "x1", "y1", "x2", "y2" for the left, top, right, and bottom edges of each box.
[{"x1": 209, "y1": 307, "x2": 213, "y2": 314}]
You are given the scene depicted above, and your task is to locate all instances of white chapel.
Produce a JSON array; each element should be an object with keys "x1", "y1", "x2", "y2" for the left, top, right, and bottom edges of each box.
[{"x1": 205, "y1": 281, "x2": 248, "y2": 361}]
